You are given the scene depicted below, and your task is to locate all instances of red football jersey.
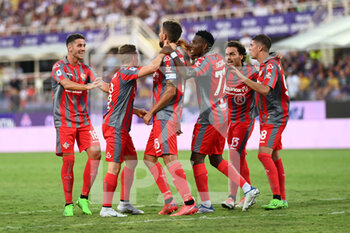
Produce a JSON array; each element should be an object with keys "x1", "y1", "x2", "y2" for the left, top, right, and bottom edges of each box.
[
  {"x1": 52, "y1": 57, "x2": 97, "y2": 128},
  {"x1": 256, "y1": 53, "x2": 290, "y2": 125},
  {"x1": 152, "y1": 49, "x2": 186, "y2": 123},
  {"x1": 191, "y1": 51, "x2": 228, "y2": 125},
  {"x1": 103, "y1": 66, "x2": 140, "y2": 131},
  {"x1": 225, "y1": 64, "x2": 258, "y2": 123}
]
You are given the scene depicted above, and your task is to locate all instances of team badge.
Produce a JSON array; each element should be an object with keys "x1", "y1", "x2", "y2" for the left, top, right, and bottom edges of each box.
[
  {"x1": 62, "y1": 142, "x2": 70, "y2": 149},
  {"x1": 234, "y1": 95, "x2": 246, "y2": 105},
  {"x1": 81, "y1": 74, "x2": 86, "y2": 82}
]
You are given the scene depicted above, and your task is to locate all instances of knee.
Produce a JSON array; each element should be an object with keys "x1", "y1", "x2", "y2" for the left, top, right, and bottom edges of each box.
[
  {"x1": 258, "y1": 153, "x2": 271, "y2": 161},
  {"x1": 209, "y1": 155, "x2": 222, "y2": 168},
  {"x1": 190, "y1": 152, "x2": 205, "y2": 166},
  {"x1": 125, "y1": 159, "x2": 138, "y2": 170}
]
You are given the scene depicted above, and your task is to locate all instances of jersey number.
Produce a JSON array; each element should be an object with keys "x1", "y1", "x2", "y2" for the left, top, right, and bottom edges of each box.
[
  {"x1": 230, "y1": 137, "x2": 240, "y2": 149},
  {"x1": 107, "y1": 83, "x2": 114, "y2": 111},
  {"x1": 214, "y1": 68, "x2": 226, "y2": 96},
  {"x1": 260, "y1": 130, "x2": 267, "y2": 140}
]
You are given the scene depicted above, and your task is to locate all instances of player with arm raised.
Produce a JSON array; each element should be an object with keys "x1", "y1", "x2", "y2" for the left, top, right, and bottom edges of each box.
[
  {"x1": 164, "y1": 31, "x2": 259, "y2": 213},
  {"x1": 222, "y1": 41, "x2": 259, "y2": 209},
  {"x1": 52, "y1": 33, "x2": 102, "y2": 216},
  {"x1": 143, "y1": 20, "x2": 198, "y2": 216},
  {"x1": 98, "y1": 44, "x2": 167, "y2": 217},
  {"x1": 230, "y1": 34, "x2": 289, "y2": 210}
]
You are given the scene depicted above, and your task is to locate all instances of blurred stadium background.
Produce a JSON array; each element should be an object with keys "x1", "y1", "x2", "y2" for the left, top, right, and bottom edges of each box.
[{"x1": 1, "y1": 0, "x2": 350, "y2": 152}]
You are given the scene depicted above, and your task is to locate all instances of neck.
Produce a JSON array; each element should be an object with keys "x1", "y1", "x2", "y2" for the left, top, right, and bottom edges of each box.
[
  {"x1": 67, "y1": 54, "x2": 79, "y2": 66},
  {"x1": 169, "y1": 42, "x2": 177, "y2": 50},
  {"x1": 257, "y1": 51, "x2": 269, "y2": 63}
]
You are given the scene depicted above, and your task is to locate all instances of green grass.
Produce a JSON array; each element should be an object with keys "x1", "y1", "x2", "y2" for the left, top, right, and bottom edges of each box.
[{"x1": 1, "y1": 150, "x2": 350, "y2": 232}]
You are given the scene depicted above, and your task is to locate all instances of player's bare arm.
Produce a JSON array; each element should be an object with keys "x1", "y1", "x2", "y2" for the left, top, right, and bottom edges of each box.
[
  {"x1": 229, "y1": 65, "x2": 271, "y2": 96},
  {"x1": 138, "y1": 53, "x2": 166, "y2": 78},
  {"x1": 143, "y1": 80, "x2": 176, "y2": 125},
  {"x1": 133, "y1": 108, "x2": 148, "y2": 118},
  {"x1": 60, "y1": 78, "x2": 100, "y2": 91},
  {"x1": 160, "y1": 46, "x2": 195, "y2": 80},
  {"x1": 94, "y1": 78, "x2": 109, "y2": 93}
]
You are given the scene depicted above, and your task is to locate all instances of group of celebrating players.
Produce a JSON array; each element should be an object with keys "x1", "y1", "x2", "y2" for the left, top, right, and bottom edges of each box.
[{"x1": 51, "y1": 19, "x2": 289, "y2": 217}]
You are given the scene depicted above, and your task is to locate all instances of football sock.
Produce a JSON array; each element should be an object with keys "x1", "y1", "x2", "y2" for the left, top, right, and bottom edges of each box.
[
  {"x1": 80, "y1": 194, "x2": 88, "y2": 199},
  {"x1": 258, "y1": 153, "x2": 280, "y2": 196},
  {"x1": 193, "y1": 163, "x2": 210, "y2": 202},
  {"x1": 240, "y1": 155, "x2": 251, "y2": 184},
  {"x1": 242, "y1": 182, "x2": 251, "y2": 193},
  {"x1": 202, "y1": 200, "x2": 212, "y2": 208},
  {"x1": 274, "y1": 158, "x2": 286, "y2": 200},
  {"x1": 149, "y1": 162, "x2": 172, "y2": 201},
  {"x1": 217, "y1": 159, "x2": 247, "y2": 188},
  {"x1": 102, "y1": 172, "x2": 118, "y2": 207},
  {"x1": 82, "y1": 159, "x2": 100, "y2": 196},
  {"x1": 65, "y1": 203, "x2": 73, "y2": 206},
  {"x1": 168, "y1": 161, "x2": 193, "y2": 202},
  {"x1": 273, "y1": 195, "x2": 282, "y2": 200},
  {"x1": 61, "y1": 155, "x2": 75, "y2": 204},
  {"x1": 120, "y1": 166, "x2": 134, "y2": 201}
]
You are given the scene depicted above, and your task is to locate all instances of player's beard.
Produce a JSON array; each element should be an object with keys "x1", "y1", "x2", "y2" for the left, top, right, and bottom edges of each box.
[{"x1": 159, "y1": 40, "x2": 164, "y2": 48}]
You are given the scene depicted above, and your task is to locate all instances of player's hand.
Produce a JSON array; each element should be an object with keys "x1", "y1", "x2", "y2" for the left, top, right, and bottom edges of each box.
[
  {"x1": 143, "y1": 112, "x2": 153, "y2": 125},
  {"x1": 160, "y1": 41, "x2": 173, "y2": 55},
  {"x1": 276, "y1": 52, "x2": 283, "y2": 60},
  {"x1": 176, "y1": 122, "x2": 183, "y2": 136},
  {"x1": 176, "y1": 39, "x2": 191, "y2": 52},
  {"x1": 86, "y1": 80, "x2": 100, "y2": 90},
  {"x1": 134, "y1": 108, "x2": 148, "y2": 118}
]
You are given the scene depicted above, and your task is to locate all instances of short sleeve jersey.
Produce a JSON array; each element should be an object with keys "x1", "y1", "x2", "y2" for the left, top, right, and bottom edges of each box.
[
  {"x1": 191, "y1": 51, "x2": 228, "y2": 125},
  {"x1": 225, "y1": 64, "x2": 258, "y2": 123},
  {"x1": 103, "y1": 66, "x2": 140, "y2": 131},
  {"x1": 152, "y1": 49, "x2": 186, "y2": 123},
  {"x1": 51, "y1": 57, "x2": 97, "y2": 128},
  {"x1": 256, "y1": 53, "x2": 290, "y2": 125}
]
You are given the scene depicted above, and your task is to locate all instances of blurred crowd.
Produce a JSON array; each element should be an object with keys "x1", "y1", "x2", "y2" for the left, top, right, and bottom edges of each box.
[
  {"x1": 0, "y1": 0, "x2": 320, "y2": 36},
  {"x1": 1, "y1": 49, "x2": 350, "y2": 113}
]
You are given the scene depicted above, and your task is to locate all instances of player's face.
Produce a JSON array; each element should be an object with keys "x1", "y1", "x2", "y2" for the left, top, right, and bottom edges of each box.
[
  {"x1": 69, "y1": 39, "x2": 86, "y2": 61},
  {"x1": 249, "y1": 40, "x2": 259, "y2": 59},
  {"x1": 225, "y1": 46, "x2": 243, "y2": 67},
  {"x1": 190, "y1": 35, "x2": 205, "y2": 59}
]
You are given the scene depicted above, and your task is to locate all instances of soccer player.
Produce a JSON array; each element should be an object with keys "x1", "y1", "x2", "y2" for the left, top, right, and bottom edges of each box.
[
  {"x1": 230, "y1": 34, "x2": 289, "y2": 210},
  {"x1": 98, "y1": 44, "x2": 167, "y2": 217},
  {"x1": 143, "y1": 20, "x2": 198, "y2": 216},
  {"x1": 222, "y1": 41, "x2": 259, "y2": 209},
  {"x1": 52, "y1": 33, "x2": 102, "y2": 216},
  {"x1": 165, "y1": 30, "x2": 259, "y2": 213}
]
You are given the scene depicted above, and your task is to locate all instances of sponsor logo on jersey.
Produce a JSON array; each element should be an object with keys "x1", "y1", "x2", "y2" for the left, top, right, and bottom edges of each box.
[
  {"x1": 165, "y1": 73, "x2": 176, "y2": 80},
  {"x1": 165, "y1": 67, "x2": 172, "y2": 73},
  {"x1": 63, "y1": 142, "x2": 70, "y2": 149},
  {"x1": 216, "y1": 59, "x2": 225, "y2": 68}
]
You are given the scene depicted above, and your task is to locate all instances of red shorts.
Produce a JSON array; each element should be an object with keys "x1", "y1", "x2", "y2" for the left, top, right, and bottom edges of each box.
[
  {"x1": 103, "y1": 125, "x2": 137, "y2": 163},
  {"x1": 56, "y1": 125, "x2": 100, "y2": 156},
  {"x1": 259, "y1": 124, "x2": 286, "y2": 150},
  {"x1": 191, "y1": 123, "x2": 227, "y2": 155},
  {"x1": 144, "y1": 120, "x2": 177, "y2": 157},
  {"x1": 227, "y1": 120, "x2": 255, "y2": 156}
]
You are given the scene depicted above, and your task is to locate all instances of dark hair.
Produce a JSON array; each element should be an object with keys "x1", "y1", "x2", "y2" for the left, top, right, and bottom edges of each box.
[
  {"x1": 118, "y1": 44, "x2": 137, "y2": 64},
  {"x1": 195, "y1": 30, "x2": 215, "y2": 49},
  {"x1": 252, "y1": 34, "x2": 271, "y2": 52},
  {"x1": 162, "y1": 20, "x2": 182, "y2": 43},
  {"x1": 66, "y1": 33, "x2": 85, "y2": 46},
  {"x1": 226, "y1": 40, "x2": 247, "y2": 64}
]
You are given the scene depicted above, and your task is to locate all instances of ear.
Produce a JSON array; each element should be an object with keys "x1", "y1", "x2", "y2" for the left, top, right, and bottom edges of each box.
[{"x1": 203, "y1": 42, "x2": 208, "y2": 51}]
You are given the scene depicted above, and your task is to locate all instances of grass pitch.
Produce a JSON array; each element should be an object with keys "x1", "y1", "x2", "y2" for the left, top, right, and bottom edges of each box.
[{"x1": 0, "y1": 149, "x2": 350, "y2": 232}]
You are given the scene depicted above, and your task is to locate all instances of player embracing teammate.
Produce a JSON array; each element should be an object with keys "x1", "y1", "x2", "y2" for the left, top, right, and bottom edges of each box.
[{"x1": 230, "y1": 34, "x2": 289, "y2": 210}]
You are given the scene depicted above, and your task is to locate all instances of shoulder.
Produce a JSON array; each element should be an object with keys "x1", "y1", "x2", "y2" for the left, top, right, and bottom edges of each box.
[{"x1": 53, "y1": 60, "x2": 64, "y2": 69}]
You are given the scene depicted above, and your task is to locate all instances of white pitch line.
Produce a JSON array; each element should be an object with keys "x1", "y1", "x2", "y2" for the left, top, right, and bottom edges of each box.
[
  {"x1": 1, "y1": 210, "x2": 348, "y2": 231},
  {"x1": 317, "y1": 198, "x2": 346, "y2": 201},
  {"x1": 0, "y1": 210, "x2": 52, "y2": 215}
]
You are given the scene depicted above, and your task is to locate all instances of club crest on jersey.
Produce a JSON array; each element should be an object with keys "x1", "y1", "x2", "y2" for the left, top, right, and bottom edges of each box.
[
  {"x1": 62, "y1": 142, "x2": 70, "y2": 149},
  {"x1": 164, "y1": 56, "x2": 171, "y2": 61},
  {"x1": 234, "y1": 95, "x2": 246, "y2": 105},
  {"x1": 81, "y1": 74, "x2": 86, "y2": 82}
]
